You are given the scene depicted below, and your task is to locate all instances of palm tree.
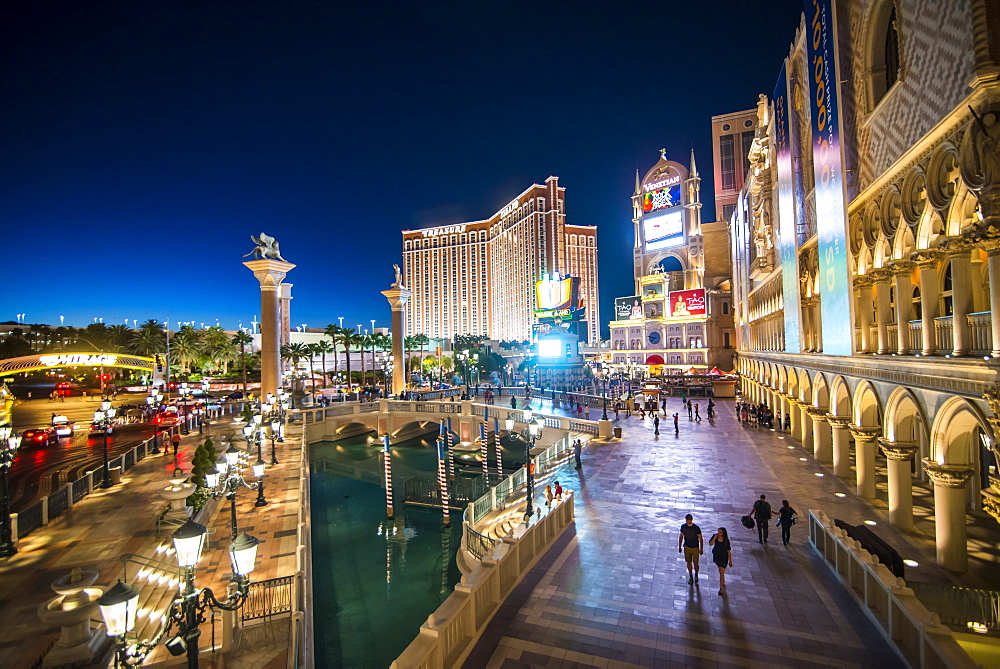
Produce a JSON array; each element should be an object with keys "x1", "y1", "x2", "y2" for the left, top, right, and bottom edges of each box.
[
  {"x1": 213, "y1": 339, "x2": 238, "y2": 374},
  {"x1": 129, "y1": 319, "x2": 166, "y2": 356},
  {"x1": 324, "y1": 324, "x2": 341, "y2": 373},
  {"x1": 201, "y1": 326, "x2": 231, "y2": 371},
  {"x1": 170, "y1": 329, "x2": 202, "y2": 376},
  {"x1": 331, "y1": 327, "x2": 356, "y2": 389},
  {"x1": 355, "y1": 334, "x2": 371, "y2": 387},
  {"x1": 280, "y1": 342, "x2": 311, "y2": 393},
  {"x1": 107, "y1": 324, "x2": 131, "y2": 351},
  {"x1": 311, "y1": 339, "x2": 335, "y2": 388},
  {"x1": 232, "y1": 331, "x2": 254, "y2": 396},
  {"x1": 373, "y1": 333, "x2": 392, "y2": 385},
  {"x1": 412, "y1": 333, "x2": 430, "y2": 382}
]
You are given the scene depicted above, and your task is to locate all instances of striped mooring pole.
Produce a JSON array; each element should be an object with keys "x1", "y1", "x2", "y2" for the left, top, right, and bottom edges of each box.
[
  {"x1": 383, "y1": 433, "x2": 394, "y2": 519},
  {"x1": 436, "y1": 435, "x2": 451, "y2": 526}
]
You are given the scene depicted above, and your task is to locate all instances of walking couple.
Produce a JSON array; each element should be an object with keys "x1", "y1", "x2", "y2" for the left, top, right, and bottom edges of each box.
[
  {"x1": 679, "y1": 514, "x2": 732, "y2": 595},
  {"x1": 749, "y1": 495, "x2": 797, "y2": 545}
]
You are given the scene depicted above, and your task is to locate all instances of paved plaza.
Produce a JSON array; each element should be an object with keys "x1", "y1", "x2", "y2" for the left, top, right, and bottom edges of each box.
[{"x1": 464, "y1": 395, "x2": 980, "y2": 668}]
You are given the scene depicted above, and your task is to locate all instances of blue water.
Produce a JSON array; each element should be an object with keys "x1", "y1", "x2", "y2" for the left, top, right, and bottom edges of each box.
[{"x1": 310, "y1": 435, "x2": 463, "y2": 669}]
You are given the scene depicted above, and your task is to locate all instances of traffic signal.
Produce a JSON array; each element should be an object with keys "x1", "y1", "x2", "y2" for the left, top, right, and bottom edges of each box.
[
  {"x1": 101, "y1": 374, "x2": 109, "y2": 382},
  {"x1": 155, "y1": 355, "x2": 164, "y2": 372}
]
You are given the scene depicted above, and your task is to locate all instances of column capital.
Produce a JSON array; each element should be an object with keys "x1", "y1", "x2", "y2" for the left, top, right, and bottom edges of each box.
[
  {"x1": 982, "y1": 385, "x2": 1000, "y2": 419},
  {"x1": 941, "y1": 238, "x2": 975, "y2": 258},
  {"x1": 877, "y1": 438, "x2": 919, "y2": 461},
  {"x1": 982, "y1": 487, "x2": 1000, "y2": 525},
  {"x1": 909, "y1": 249, "x2": 944, "y2": 268},
  {"x1": 243, "y1": 259, "x2": 296, "y2": 288},
  {"x1": 826, "y1": 414, "x2": 852, "y2": 428},
  {"x1": 868, "y1": 268, "x2": 893, "y2": 283},
  {"x1": 887, "y1": 259, "x2": 916, "y2": 275},
  {"x1": 381, "y1": 286, "x2": 413, "y2": 310},
  {"x1": 805, "y1": 406, "x2": 829, "y2": 420},
  {"x1": 921, "y1": 459, "x2": 974, "y2": 488},
  {"x1": 849, "y1": 424, "x2": 882, "y2": 442},
  {"x1": 853, "y1": 275, "x2": 875, "y2": 288}
]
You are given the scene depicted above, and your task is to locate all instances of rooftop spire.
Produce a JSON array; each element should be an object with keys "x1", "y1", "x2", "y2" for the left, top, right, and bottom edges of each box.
[
  {"x1": 634, "y1": 168, "x2": 641, "y2": 195},
  {"x1": 689, "y1": 146, "x2": 698, "y2": 178}
]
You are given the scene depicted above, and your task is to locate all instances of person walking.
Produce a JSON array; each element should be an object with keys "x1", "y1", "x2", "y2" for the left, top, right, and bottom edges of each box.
[
  {"x1": 750, "y1": 494, "x2": 773, "y2": 543},
  {"x1": 709, "y1": 527, "x2": 733, "y2": 595},
  {"x1": 678, "y1": 514, "x2": 703, "y2": 584},
  {"x1": 673, "y1": 412, "x2": 679, "y2": 435},
  {"x1": 613, "y1": 404, "x2": 620, "y2": 420},
  {"x1": 653, "y1": 414, "x2": 660, "y2": 436},
  {"x1": 687, "y1": 401, "x2": 693, "y2": 419},
  {"x1": 545, "y1": 484, "x2": 554, "y2": 507},
  {"x1": 573, "y1": 439, "x2": 582, "y2": 468},
  {"x1": 510, "y1": 396, "x2": 517, "y2": 409},
  {"x1": 694, "y1": 404, "x2": 701, "y2": 421},
  {"x1": 554, "y1": 481, "x2": 563, "y2": 500},
  {"x1": 171, "y1": 431, "x2": 181, "y2": 458},
  {"x1": 777, "y1": 499, "x2": 798, "y2": 545}
]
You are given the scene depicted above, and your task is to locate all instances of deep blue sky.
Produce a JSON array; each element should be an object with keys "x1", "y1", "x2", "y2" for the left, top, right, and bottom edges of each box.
[{"x1": 2, "y1": 1, "x2": 802, "y2": 335}]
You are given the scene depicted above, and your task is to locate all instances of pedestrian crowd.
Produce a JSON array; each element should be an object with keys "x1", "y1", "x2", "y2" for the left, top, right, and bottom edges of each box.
[{"x1": 735, "y1": 400, "x2": 774, "y2": 428}]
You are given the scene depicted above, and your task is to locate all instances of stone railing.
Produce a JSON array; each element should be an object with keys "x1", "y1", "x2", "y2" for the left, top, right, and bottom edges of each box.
[
  {"x1": 935, "y1": 315, "x2": 954, "y2": 355},
  {"x1": 968, "y1": 311, "x2": 992, "y2": 356},
  {"x1": 908, "y1": 320, "x2": 922, "y2": 353},
  {"x1": 391, "y1": 492, "x2": 575, "y2": 669},
  {"x1": 808, "y1": 510, "x2": 976, "y2": 668}
]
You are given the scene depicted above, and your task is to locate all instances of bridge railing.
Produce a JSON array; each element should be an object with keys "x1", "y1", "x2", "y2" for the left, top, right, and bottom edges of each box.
[{"x1": 7, "y1": 401, "x2": 242, "y2": 549}]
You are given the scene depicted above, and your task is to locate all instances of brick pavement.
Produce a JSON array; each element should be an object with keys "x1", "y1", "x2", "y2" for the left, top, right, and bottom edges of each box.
[
  {"x1": 0, "y1": 413, "x2": 303, "y2": 668},
  {"x1": 462, "y1": 397, "x2": 964, "y2": 668}
]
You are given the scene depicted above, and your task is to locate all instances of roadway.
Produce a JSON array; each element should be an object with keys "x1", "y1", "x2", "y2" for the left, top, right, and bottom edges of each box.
[{"x1": 7, "y1": 394, "x2": 168, "y2": 513}]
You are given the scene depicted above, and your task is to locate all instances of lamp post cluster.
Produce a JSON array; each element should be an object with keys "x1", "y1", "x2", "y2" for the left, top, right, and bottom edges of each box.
[
  {"x1": 198, "y1": 379, "x2": 211, "y2": 434},
  {"x1": 178, "y1": 383, "x2": 192, "y2": 435},
  {"x1": 505, "y1": 411, "x2": 542, "y2": 520},
  {"x1": 97, "y1": 519, "x2": 260, "y2": 668},
  {"x1": 93, "y1": 399, "x2": 118, "y2": 489},
  {"x1": 146, "y1": 388, "x2": 164, "y2": 454},
  {"x1": 0, "y1": 425, "x2": 18, "y2": 558},
  {"x1": 206, "y1": 442, "x2": 267, "y2": 539}
]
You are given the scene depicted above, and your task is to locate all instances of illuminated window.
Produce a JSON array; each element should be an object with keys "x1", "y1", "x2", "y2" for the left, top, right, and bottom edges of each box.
[{"x1": 720, "y1": 135, "x2": 735, "y2": 190}]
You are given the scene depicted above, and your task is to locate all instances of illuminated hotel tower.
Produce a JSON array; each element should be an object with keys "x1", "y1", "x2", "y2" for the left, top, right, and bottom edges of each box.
[{"x1": 402, "y1": 177, "x2": 599, "y2": 343}]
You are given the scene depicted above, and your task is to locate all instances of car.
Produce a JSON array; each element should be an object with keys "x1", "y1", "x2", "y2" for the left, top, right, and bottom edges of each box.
[
  {"x1": 154, "y1": 410, "x2": 179, "y2": 426},
  {"x1": 51, "y1": 415, "x2": 74, "y2": 437},
  {"x1": 89, "y1": 422, "x2": 114, "y2": 435},
  {"x1": 224, "y1": 392, "x2": 245, "y2": 401},
  {"x1": 22, "y1": 427, "x2": 58, "y2": 447}
]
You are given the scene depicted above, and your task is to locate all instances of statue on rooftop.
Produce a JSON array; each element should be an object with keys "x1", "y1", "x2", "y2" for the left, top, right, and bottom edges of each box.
[{"x1": 242, "y1": 233, "x2": 286, "y2": 262}]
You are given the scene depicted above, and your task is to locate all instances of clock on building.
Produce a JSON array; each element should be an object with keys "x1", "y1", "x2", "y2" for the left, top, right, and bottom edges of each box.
[{"x1": 647, "y1": 331, "x2": 661, "y2": 345}]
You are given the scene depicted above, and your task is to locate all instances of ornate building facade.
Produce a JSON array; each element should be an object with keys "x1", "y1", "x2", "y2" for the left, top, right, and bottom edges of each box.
[
  {"x1": 730, "y1": 0, "x2": 1000, "y2": 573},
  {"x1": 609, "y1": 152, "x2": 735, "y2": 376}
]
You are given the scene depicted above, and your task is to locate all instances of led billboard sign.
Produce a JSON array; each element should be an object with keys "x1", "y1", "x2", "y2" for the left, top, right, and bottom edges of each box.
[
  {"x1": 642, "y1": 184, "x2": 681, "y2": 213},
  {"x1": 669, "y1": 288, "x2": 707, "y2": 317},
  {"x1": 643, "y1": 209, "x2": 684, "y2": 251}
]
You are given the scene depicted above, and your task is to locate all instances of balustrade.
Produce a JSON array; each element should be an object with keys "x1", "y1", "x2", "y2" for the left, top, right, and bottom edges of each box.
[
  {"x1": 967, "y1": 312, "x2": 992, "y2": 356},
  {"x1": 934, "y1": 316, "x2": 954, "y2": 355}
]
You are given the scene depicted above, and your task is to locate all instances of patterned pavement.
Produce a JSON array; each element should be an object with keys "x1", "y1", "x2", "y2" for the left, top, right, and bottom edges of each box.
[{"x1": 463, "y1": 397, "x2": 941, "y2": 668}]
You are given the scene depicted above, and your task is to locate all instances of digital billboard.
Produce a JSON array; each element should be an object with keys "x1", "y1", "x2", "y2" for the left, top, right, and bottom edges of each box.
[
  {"x1": 535, "y1": 272, "x2": 585, "y2": 322},
  {"x1": 669, "y1": 288, "x2": 706, "y2": 317},
  {"x1": 773, "y1": 61, "x2": 801, "y2": 353},
  {"x1": 614, "y1": 296, "x2": 642, "y2": 320},
  {"x1": 642, "y1": 184, "x2": 681, "y2": 213},
  {"x1": 537, "y1": 340, "x2": 563, "y2": 358},
  {"x1": 643, "y1": 209, "x2": 684, "y2": 251}
]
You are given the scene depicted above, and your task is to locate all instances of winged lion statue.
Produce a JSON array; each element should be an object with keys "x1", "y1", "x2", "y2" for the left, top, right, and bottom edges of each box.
[{"x1": 242, "y1": 233, "x2": 286, "y2": 262}]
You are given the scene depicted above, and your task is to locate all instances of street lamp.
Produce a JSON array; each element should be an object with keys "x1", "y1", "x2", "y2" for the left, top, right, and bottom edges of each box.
[
  {"x1": 522, "y1": 412, "x2": 542, "y2": 520},
  {"x1": 199, "y1": 379, "x2": 211, "y2": 434},
  {"x1": 205, "y1": 442, "x2": 265, "y2": 539},
  {"x1": 98, "y1": 520, "x2": 260, "y2": 668},
  {"x1": 597, "y1": 365, "x2": 609, "y2": 421},
  {"x1": 0, "y1": 425, "x2": 18, "y2": 557},
  {"x1": 95, "y1": 399, "x2": 117, "y2": 489}
]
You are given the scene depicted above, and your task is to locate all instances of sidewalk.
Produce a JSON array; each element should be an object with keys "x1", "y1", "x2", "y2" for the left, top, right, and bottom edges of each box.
[
  {"x1": 462, "y1": 398, "x2": 966, "y2": 668},
  {"x1": 0, "y1": 413, "x2": 302, "y2": 668}
]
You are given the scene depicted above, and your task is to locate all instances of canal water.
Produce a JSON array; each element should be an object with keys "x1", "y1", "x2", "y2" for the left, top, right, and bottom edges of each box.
[{"x1": 310, "y1": 434, "x2": 461, "y2": 668}]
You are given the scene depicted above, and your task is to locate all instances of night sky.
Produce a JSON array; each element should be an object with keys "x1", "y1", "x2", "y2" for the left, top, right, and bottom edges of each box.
[{"x1": 2, "y1": 1, "x2": 802, "y2": 336}]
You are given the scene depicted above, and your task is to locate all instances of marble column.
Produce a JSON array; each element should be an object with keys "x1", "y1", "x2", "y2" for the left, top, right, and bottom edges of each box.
[
  {"x1": 922, "y1": 459, "x2": 974, "y2": 572},
  {"x1": 947, "y1": 242, "x2": 973, "y2": 356},
  {"x1": 911, "y1": 250, "x2": 943, "y2": 356},
  {"x1": 808, "y1": 407, "x2": 832, "y2": 463},
  {"x1": 870, "y1": 269, "x2": 893, "y2": 354},
  {"x1": 798, "y1": 402, "x2": 813, "y2": 452},
  {"x1": 244, "y1": 259, "x2": 296, "y2": 399},
  {"x1": 788, "y1": 398, "x2": 800, "y2": 438},
  {"x1": 878, "y1": 439, "x2": 918, "y2": 529},
  {"x1": 888, "y1": 260, "x2": 916, "y2": 355},
  {"x1": 854, "y1": 276, "x2": 875, "y2": 353},
  {"x1": 827, "y1": 415, "x2": 852, "y2": 478},
  {"x1": 849, "y1": 424, "x2": 882, "y2": 499},
  {"x1": 986, "y1": 246, "x2": 1000, "y2": 357},
  {"x1": 381, "y1": 284, "x2": 413, "y2": 397}
]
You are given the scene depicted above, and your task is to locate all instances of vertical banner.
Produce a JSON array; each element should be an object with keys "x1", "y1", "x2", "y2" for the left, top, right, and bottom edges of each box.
[
  {"x1": 805, "y1": 0, "x2": 853, "y2": 355},
  {"x1": 773, "y1": 62, "x2": 801, "y2": 353}
]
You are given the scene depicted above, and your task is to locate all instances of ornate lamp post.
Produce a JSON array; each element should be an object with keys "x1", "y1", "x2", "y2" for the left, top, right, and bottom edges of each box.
[
  {"x1": 520, "y1": 412, "x2": 542, "y2": 520},
  {"x1": 205, "y1": 443, "x2": 265, "y2": 539},
  {"x1": 146, "y1": 390, "x2": 161, "y2": 454},
  {"x1": 98, "y1": 519, "x2": 260, "y2": 668},
  {"x1": 95, "y1": 399, "x2": 117, "y2": 489},
  {"x1": 199, "y1": 379, "x2": 211, "y2": 434},
  {"x1": 0, "y1": 425, "x2": 18, "y2": 557}
]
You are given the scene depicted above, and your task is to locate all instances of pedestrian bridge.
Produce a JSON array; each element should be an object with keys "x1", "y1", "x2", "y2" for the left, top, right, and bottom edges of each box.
[{"x1": 299, "y1": 398, "x2": 608, "y2": 446}]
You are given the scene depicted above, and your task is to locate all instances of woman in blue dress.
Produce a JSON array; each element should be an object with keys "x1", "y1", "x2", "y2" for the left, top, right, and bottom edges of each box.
[{"x1": 709, "y1": 527, "x2": 733, "y2": 595}]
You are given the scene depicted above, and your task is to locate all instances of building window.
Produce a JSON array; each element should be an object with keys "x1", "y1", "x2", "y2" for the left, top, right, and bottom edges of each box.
[
  {"x1": 884, "y1": 6, "x2": 899, "y2": 91},
  {"x1": 720, "y1": 134, "x2": 735, "y2": 190},
  {"x1": 867, "y1": 1, "x2": 902, "y2": 109},
  {"x1": 723, "y1": 332, "x2": 731, "y2": 348},
  {"x1": 722, "y1": 302, "x2": 730, "y2": 315},
  {"x1": 941, "y1": 262, "x2": 954, "y2": 316}
]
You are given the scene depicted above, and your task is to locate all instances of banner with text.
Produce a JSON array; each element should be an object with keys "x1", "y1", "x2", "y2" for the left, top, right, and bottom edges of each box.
[
  {"x1": 805, "y1": 0, "x2": 853, "y2": 355},
  {"x1": 669, "y1": 288, "x2": 706, "y2": 318},
  {"x1": 773, "y1": 61, "x2": 801, "y2": 353}
]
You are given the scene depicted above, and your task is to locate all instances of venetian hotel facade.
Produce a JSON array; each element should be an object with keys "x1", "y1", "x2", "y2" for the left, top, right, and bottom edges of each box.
[{"x1": 730, "y1": 0, "x2": 1000, "y2": 573}]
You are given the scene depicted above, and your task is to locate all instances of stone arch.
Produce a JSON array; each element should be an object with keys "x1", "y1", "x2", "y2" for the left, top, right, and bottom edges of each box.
[
  {"x1": 930, "y1": 397, "x2": 991, "y2": 469},
  {"x1": 829, "y1": 376, "x2": 853, "y2": 417},
  {"x1": 786, "y1": 366, "x2": 799, "y2": 398},
  {"x1": 883, "y1": 387, "x2": 930, "y2": 443},
  {"x1": 892, "y1": 221, "x2": 916, "y2": 259},
  {"x1": 915, "y1": 203, "x2": 945, "y2": 250},
  {"x1": 812, "y1": 372, "x2": 830, "y2": 409},
  {"x1": 646, "y1": 252, "x2": 687, "y2": 275},
  {"x1": 797, "y1": 368, "x2": 812, "y2": 403},
  {"x1": 777, "y1": 366, "x2": 788, "y2": 393},
  {"x1": 853, "y1": 380, "x2": 883, "y2": 427},
  {"x1": 945, "y1": 184, "x2": 980, "y2": 237},
  {"x1": 860, "y1": 0, "x2": 903, "y2": 111},
  {"x1": 873, "y1": 235, "x2": 893, "y2": 268}
]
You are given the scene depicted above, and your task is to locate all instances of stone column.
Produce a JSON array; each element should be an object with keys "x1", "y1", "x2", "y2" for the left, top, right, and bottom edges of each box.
[
  {"x1": 947, "y1": 242, "x2": 973, "y2": 356},
  {"x1": 244, "y1": 259, "x2": 296, "y2": 399},
  {"x1": 911, "y1": 250, "x2": 943, "y2": 355},
  {"x1": 854, "y1": 276, "x2": 875, "y2": 353},
  {"x1": 922, "y1": 459, "x2": 974, "y2": 572},
  {"x1": 889, "y1": 260, "x2": 916, "y2": 354},
  {"x1": 986, "y1": 245, "x2": 1000, "y2": 357},
  {"x1": 870, "y1": 269, "x2": 893, "y2": 354},
  {"x1": 798, "y1": 402, "x2": 813, "y2": 452},
  {"x1": 788, "y1": 398, "x2": 800, "y2": 438},
  {"x1": 827, "y1": 415, "x2": 852, "y2": 478},
  {"x1": 849, "y1": 425, "x2": 881, "y2": 499},
  {"x1": 878, "y1": 439, "x2": 918, "y2": 529},
  {"x1": 381, "y1": 285, "x2": 413, "y2": 397},
  {"x1": 808, "y1": 407, "x2": 832, "y2": 463}
]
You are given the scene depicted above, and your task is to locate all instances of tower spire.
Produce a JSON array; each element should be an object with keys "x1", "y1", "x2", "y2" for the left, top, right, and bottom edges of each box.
[
  {"x1": 634, "y1": 168, "x2": 641, "y2": 195},
  {"x1": 689, "y1": 146, "x2": 699, "y2": 178}
]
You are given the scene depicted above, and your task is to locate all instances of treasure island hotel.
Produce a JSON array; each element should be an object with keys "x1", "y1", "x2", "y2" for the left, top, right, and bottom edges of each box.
[{"x1": 402, "y1": 176, "x2": 599, "y2": 344}]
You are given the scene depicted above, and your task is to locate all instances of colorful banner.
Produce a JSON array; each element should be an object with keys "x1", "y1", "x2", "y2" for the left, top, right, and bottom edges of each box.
[
  {"x1": 614, "y1": 296, "x2": 642, "y2": 320},
  {"x1": 805, "y1": 0, "x2": 853, "y2": 355},
  {"x1": 773, "y1": 61, "x2": 801, "y2": 353},
  {"x1": 669, "y1": 288, "x2": 706, "y2": 317}
]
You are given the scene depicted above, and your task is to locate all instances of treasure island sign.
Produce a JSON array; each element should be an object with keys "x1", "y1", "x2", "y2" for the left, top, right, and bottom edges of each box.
[{"x1": 0, "y1": 353, "x2": 154, "y2": 377}]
